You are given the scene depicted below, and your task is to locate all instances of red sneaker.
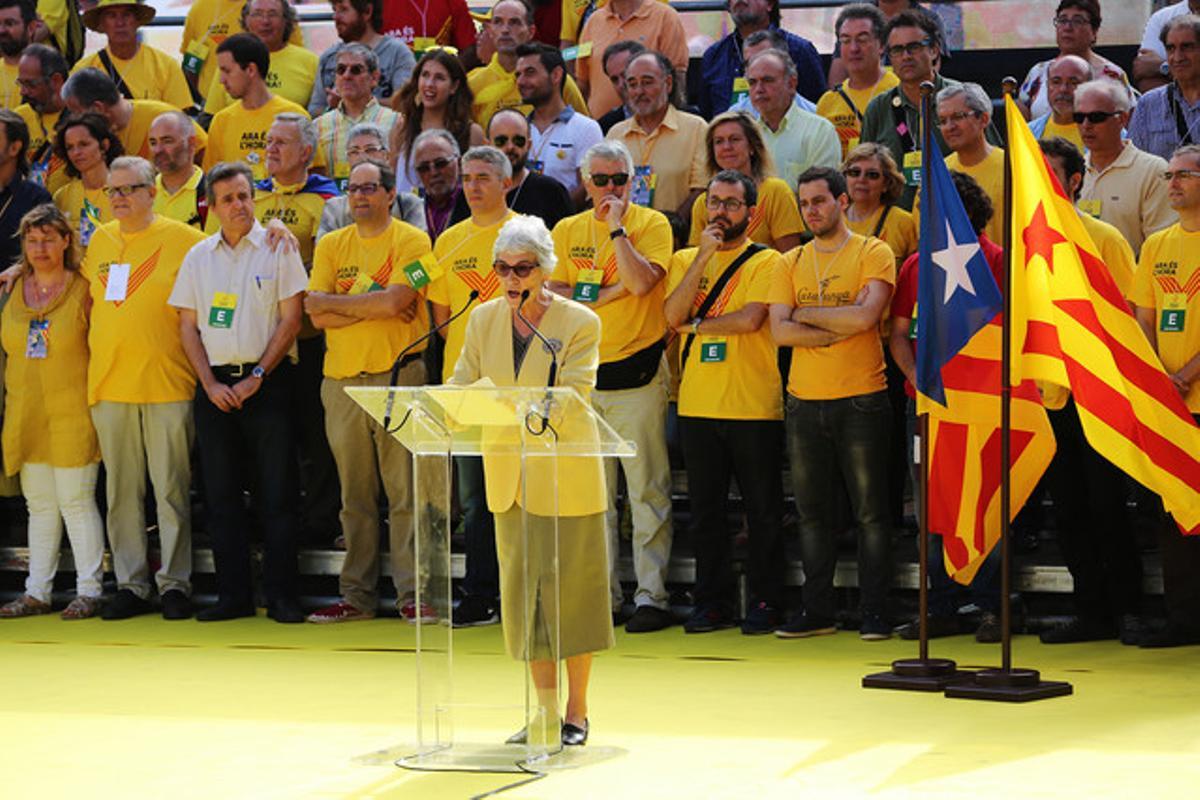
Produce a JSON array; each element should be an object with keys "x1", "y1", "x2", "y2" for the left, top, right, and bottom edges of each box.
[
  {"x1": 400, "y1": 600, "x2": 438, "y2": 624},
  {"x1": 306, "y1": 601, "x2": 374, "y2": 624}
]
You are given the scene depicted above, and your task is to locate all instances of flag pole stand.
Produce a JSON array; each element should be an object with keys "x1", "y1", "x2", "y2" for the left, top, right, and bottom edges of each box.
[
  {"x1": 864, "y1": 81, "x2": 972, "y2": 692},
  {"x1": 944, "y1": 77, "x2": 1071, "y2": 703}
]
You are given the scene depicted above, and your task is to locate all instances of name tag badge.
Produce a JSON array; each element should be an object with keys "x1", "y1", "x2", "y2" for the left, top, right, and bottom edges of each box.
[
  {"x1": 847, "y1": 135, "x2": 860, "y2": 153},
  {"x1": 412, "y1": 37, "x2": 438, "y2": 54},
  {"x1": 731, "y1": 76, "x2": 750, "y2": 105},
  {"x1": 699, "y1": 337, "x2": 727, "y2": 363},
  {"x1": 105, "y1": 263, "x2": 131, "y2": 302},
  {"x1": 573, "y1": 268, "x2": 603, "y2": 303},
  {"x1": 208, "y1": 292, "x2": 238, "y2": 328},
  {"x1": 403, "y1": 259, "x2": 431, "y2": 289},
  {"x1": 631, "y1": 165, "x2": 656, "y2": 207},
  {"x1": 182, "y1": 41, "x2": 209, "y2": 76},
  {"x1": 1077, "y1": 199, "x2": 1102, "y2": 219},
  {"x1": 25, "y1": 319, "x2": 49, "y2": 359},
  {"x1": 1161, "y1": 293, "x2": 1187, "y2": 332},
  {"x1": 527, "y1": 159, "x2": 545, "y2": 175},
  {"x1": 349, "y1": 270, "x2": 383, "y2": 295},
  {"x1": 908, "y1": 310, "x2": 918, "y2": 340},
  {"x1": 902, "y1": 150, "x2": 922, "y2": 187}
]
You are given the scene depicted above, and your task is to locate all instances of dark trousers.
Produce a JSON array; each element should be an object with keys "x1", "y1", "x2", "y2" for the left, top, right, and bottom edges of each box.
[
  {"x1": 1046, "y1": 398, "x2": 1141, "y2": 620},
  {"x1": 883, "y1": 348, "x2": 910, "y2": 527},
  {"x1": 194, "y1": 362, "x2": 300, "y2": 606},
  {"x1": 786, "y1": 390, "x2": 892, "y2": 620},
  {"x1": 294, "y1": 335, "x2": 341, "y2": 536},
  {"x1": 457, "y1": 455, "x2": 498, "y2": 600},
  {"x1": 1157, "y1": 413, "x2": 1200, "y2": 631},
  {"x1": 680, "y1": 416, "x2": 785, "y2": 612}
]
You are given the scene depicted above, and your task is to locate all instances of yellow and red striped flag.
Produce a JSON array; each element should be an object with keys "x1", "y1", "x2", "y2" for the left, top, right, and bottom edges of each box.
[{"x1": 1006, "y1": 96, "x2": 1200, "y2": 533}]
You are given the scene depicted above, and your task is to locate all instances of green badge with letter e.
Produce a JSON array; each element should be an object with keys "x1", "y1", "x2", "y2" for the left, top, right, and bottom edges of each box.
[
  {"x1": 209, "y1": 292, "x2": 237, "y2": 328},
  {"x1": 699, "y1": 337, "x2": 727, "y2": 363},
  {"x1": 403, "y1": 259, "x2": 431, "y2": 289},
  {"x1": 573, "y1": 268, "x2": 603, "y2": 303},
  {"x1": 1161, "y1": 293, "x2": 1186, "y2": 332}
]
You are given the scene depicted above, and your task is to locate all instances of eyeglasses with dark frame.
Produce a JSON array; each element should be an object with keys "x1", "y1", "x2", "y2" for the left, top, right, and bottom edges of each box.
[
  {"x1": 885, "y1": 39, "x2": 931, "y2": 59},
  {"x1": 493, "y1": 260, "x2": 540, "y2": 278},
  {"x1": 588, "y1": 172, "x2": 629, "y2": 188},
  {"x1": 104, "y1": 183, "x2": 150, "y2": 198},
  {"x1": 491, "y1": 134, "x2": 527, "y2": 148},
  {"x1": 415, "y1": 156, "x2": 454, "y2": 174},
  {"x1": 335, "y1": 63, "x2": 370, "y2": 76},
  {"x1": 1072, "y1": 110, "x2": 1122, "y2": 125},
  {"x1": 844, "y1": 166, "x2": 882, "y2": 180}
]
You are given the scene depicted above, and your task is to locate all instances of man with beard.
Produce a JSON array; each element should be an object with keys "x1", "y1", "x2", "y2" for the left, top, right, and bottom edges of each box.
[
  {"x1": 697, "y1": 0, "x2": 824, "y2": 119},
  {"x1": 1029, "y1": 54, "x2": 1091, "y2": 153},
  {"x1": 148, "y1": 111, "x2": 206, "y2": 229},
  {"x1": 516, "y1": 42, "x2": 602, "y2": 208},
  {"x1": 0, "y1": 0, "x2": 34, "y2": 109},
  {"x1": 13, "y1": 44, "x2": 68, "y2": 195},
  {"x1": 309, "y1": 0, "x2": 415, "y2": 117},
  {"x1": 663, "y1": 169, "x2": 787, "y2": 636},
  {"x1": 768, "y1": 166, "x2": 895, "y2": 640},
  {"x1": 487, "y1": 108, "x2": 571, "y2": 227},
  {"x1": 412, "y1": 128, "x2": 470, "y2": 243}
]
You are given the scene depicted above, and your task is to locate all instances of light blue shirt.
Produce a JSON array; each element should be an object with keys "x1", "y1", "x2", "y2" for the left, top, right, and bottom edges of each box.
[
  {"x1": 730, "y1": 92, "x2": 817, "y2": 116},
  {"x1": 755, "y1": 104, "x2": 842, "y2": 189}
]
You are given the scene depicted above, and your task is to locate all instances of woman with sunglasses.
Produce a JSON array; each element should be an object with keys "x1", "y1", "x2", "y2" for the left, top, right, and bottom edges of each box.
[
  {"x1": 0, "y1": 204, "x2": 104, "y2": 620},
  {"x1": 391, "y1": 49, "x2": 485, "y2": 195},
  {"x1": 52, "y1": 113, "x2": 124, "y2": 252},
  {"x1": 688, "y1": 111, "x2": 802, "y2": 252},
  {"x1": 842, "y1": 142, "x2": 916, "y2": 269},
  {"x1": 449, "y1": 214, "x2": 612, "y2": 749}
]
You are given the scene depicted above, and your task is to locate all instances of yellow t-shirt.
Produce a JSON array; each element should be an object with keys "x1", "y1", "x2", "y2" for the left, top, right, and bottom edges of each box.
[
  {"x1": 816, "y1": 70, "x2": 900, "y2": 160},
  {"x1": 182, "y1": 0, "x2": 304, "y2": 103},
  {"x1": 428, "y1": 210, "x2": 517, "y2": 382},
  {"x1": 846, "y1": 204, "x2": 918, "y2": 268},
  {"x1": 467, "y1": 55, "x2": 589, "y2": 127},
  {"x1": 667, "y1": 242, "x2": 783, "y2": 420},
  {"x1": 204, "y1": 95, "x2": 309, "y2": 181},
  {"x1": 1131, "y1": 223, "x2": 1200, "y2": 412},
  {"x1": 203, "y1": 44, "x2": 318, "y2": 114},
  {"x1": 768, "y1": 233, "x2": 895, "y2": 400},
  {"x1": 0, "y1": 60, "x2": 19, "y2": 109},
  {"x1": 80, "y1": 216, "x2": 207, "y2": 405},
  {"x1": 15, "y1": 104, "x2": 68, "y2": 196},
  {"x1": 688, "y1": 177, "x2": 802, "y2": 249},
  {"x1": 1041, "y1": 117, "x2": 1085, "y2": 153},
  {"x1": 74, "y1": 45, "x2": 194, "y2": 110},
  {"x1": 152, "y1": 167, "x2": 207, "y2": 229},
  {"x1": 550, "y1": 203, "x2": 672, "y2": 363},
  {"x1": 1079, "y1": 211, "x2": 1135, "y2": 299},
  {"x1": 121, "y1": 99, "x2": 210, "y2": 161},
  {"x1": 252, "y1": 180, "x2": 327, "y2": 267},
  {"x1": 309, "y1": 219, "x2": 442, "y2": 378},
  {"x1": 52, "y1": 181, "x2": 113, "y2": 251},
  {"x1": 944, "y1": 148, "x2": 1005, "y2": 250}
]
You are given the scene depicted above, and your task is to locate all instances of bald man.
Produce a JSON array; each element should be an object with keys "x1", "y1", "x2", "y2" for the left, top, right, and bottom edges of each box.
[
  {"x1": 149, "y1": 111, "x2": 207, "y2": 229},
  {"x1": 1029, "y1": 54, "x2": 1092, "y2": 153}
]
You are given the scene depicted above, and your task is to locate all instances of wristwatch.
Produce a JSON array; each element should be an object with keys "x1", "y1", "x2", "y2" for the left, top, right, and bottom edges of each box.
[
  {"x1": 609, "y1": 226, "x2": 627, "y2": 240},
  {"x1": 251, "y1": 365, "x2": 266, "y2": 380}
]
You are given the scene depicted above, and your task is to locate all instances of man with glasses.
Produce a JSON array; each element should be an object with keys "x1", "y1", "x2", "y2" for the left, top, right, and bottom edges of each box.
[
  {"x1": 304, "y1": 158, "x2": 442, "y2": 625},
  {"x1": 428, "y1": 145, "x2": 516, "y2": 628},
  {"x1": 1077, "y1": 78, "x2": 1176, "y2": 256},
  {"x1": 1029, "y1": 55, "x2": 1092, "y2": 153},
  {"x1": 310, "y1": 0, "x2": 415, "y2": 117},
  {"x1": 1130, "y1": 15, "x2": 1200, "y2": 162},
  {"x1": 596, "y1": 41, "x2": 646, "y2": 135},
  {"x1": 81, "y1": 155, "x2": 207, "y2": 620},
  {"x1": 313, "y1": 44, "x2": 399, "y2": 186},
  {"x1": 1130, "y1": 144, "x2": 1200, "y2": 648},
  {"x1": 664, "y1": 170, "x2": 787, "y2": 636},
  {"x1": 817, "y1": 4, "x2": 899, "y2": 161},
  {"x1": 149, "y1": 111, "x2": 206, "y2": 229},
  {"x1": 488, "y1": 108, "x2": 572, "y2": 227},
  {"x1": 413, "y1": 129, "x2": 470, "y2": 243},
  {"x1": 13, "y1": 45, "x2": 68, "y2": 195},
  {"x1": 318, "y1": 122, "x2": 426, "y2": 238},
  {"x1": 548, "y1": 140, "x2": 675, "y2": 633},
  {"x1": 1133, "y1": 0, "x2": 1197, "y2": 94}
]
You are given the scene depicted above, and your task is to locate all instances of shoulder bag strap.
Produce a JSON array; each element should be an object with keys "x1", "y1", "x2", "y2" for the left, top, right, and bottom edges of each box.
[
  {"x1": 97, "y1": 50, "x2": 134, "y2": 100},
  {"x1": 679, "y1": 243, "x2": 767, "y2": 373}
]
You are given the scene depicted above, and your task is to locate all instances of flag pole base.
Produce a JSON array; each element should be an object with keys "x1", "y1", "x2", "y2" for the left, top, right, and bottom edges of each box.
[
  {"x1": 944, "y1": 668, "x2": 1073, "y2": 702},
  {"x1": 863, "y1": 658, "x2": 976, "y2": 692}
]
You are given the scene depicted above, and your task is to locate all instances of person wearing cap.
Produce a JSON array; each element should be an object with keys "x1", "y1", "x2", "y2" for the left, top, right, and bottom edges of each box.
[
  {"x1": 181, "y1": 0, "x2": 304, "y2": 105},
  {"x1": 72, "y1": 0, "x2": 195, "y2": 110}
]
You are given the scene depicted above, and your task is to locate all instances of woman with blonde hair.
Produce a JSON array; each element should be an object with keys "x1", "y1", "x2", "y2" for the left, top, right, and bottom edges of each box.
[
  {"x1": 842, "y1": 141, "x2": 917, "y2": 268},
  {"x1": 689, "y1": 111, "x2": 802, "y2": 252},
  {"x1": 0, "y1": 204, "x2": 104, "y2": 619}
]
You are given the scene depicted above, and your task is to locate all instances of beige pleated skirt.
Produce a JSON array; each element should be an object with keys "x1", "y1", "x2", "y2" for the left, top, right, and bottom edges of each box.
[{"x1": 495, "y1": 507, "x2": 616, "y2": 661}]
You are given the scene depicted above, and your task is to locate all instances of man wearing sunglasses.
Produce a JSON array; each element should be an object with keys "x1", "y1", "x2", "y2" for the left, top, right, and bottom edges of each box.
[
  {"x1": 488, "y1": 108, "x2": 571, "y2": 229},
  {"x1": 548, "y1": 139, "x2": 675, "y2": 633},
  {"x1": 309, "y1": 0, "x2": 415, "y2": 117},
  {"x1": 305, "y1": 158, "x2": 443, "y2": 625},
  {"x1": 412, "y1": 128, "x2": 471, "y2": 243},
  {"x1": 313, "y1": 44, "x2": 399, "y2": 185},
  {"x1": 1077, "y1": 79, "x2": 1176, "y2": 256}
]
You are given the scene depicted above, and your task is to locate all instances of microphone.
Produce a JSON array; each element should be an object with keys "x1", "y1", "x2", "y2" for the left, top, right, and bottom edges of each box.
[
  {"x1": 516, "y1": 289, "x2": 559, "y2": 387},
  {"x1": 382, "y1": 289, "x2": 479, "y2": 432}
]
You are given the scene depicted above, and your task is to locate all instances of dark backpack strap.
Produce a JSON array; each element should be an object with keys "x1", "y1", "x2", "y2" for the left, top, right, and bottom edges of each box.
[
  {"x1": 871, "y1": 204, "x2": 892, "y2": 239},
  {"x1": 679, "y1": 243, "x2": 766, "y2": 373},
  {"x1": 835, "y1": 85, "x2": 863, "y2": 123},
  {"x1": 97, "y1": 49, "x2": 134, "y2": 100},
  {"x1": 192, "y1": 173, "x2": 208, "y2": 229},
  {"x1": 1170, "y1": 83, "x2": 1195, "y2": 147}
]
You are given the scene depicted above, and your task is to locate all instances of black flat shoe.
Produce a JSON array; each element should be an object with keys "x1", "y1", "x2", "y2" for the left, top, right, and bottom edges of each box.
[
  {"x1": 561, "y1": 719, "x2": 588, "y2": 746},
  {"x1": 196, "y1": 602, "x2": 256, "y2": 622},
  {"x1": 268, "y1": 600, "x2": 305, "y2": 624}
]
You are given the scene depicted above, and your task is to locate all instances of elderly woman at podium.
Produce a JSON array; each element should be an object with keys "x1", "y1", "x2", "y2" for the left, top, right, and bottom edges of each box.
[{"x1": 449, "y1": 214, "x2": 613, "y2": 747}]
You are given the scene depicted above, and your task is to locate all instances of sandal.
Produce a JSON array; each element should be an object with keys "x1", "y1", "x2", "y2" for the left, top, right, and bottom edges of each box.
[
  {"x1": 61, "y1": 595, "x2": 103, "y2": 620},
  {"x1": 0, "y1": 594, "x2": 52, "y2": 618}
]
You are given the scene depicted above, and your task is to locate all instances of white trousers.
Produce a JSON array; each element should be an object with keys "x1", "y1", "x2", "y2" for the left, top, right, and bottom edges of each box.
[{"x1": 20, "y1": 462, "x2": 104, "y2": 602}]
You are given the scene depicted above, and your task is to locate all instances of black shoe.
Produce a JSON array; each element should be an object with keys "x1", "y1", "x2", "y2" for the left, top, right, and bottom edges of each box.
[
  {"x1": 895, "y1": 615, "x2": 961, "y2": 640},
  {"x1": 624, "y1": 605, "x2": 673, "y2": 633},
  {"x1": 1138, "y1": 624, "x2": 1200, "y2": 649},
  {"x1": 774, "y1": 611, "x2": 837, "y2": 639},
  {"x1": 267, "y1": 599, "x2": 306, "y2": 624},
  {"x1": 1118, "y1": 614, "x2": 1148, "y2": 646},
  {"x1": 974, "y1": 612, "x2": 1002, "y2": 643},
  {"x1": 1039, "y1": 617, "x2": 1117, "y2": 644},
  {"x1": 683, "y1": 604, "x2": 734, "y2": 634},
  {"x1": 860, "y1": 614, "x2": 893, "y2": 641},
  {"x1": 561, "y1": 719, "x2": 589, "y2": 746},
  {"x1": 740, "y1": 602, "x2": 780, "y2": 636},
  {"x1": 160, "y1": 589, "x2": 192, "y2": 620},
  {"x1": 612, "y1": 606, "x2": 632, "y2": 626},
  {"x1": 453, "y1": 595, "x2": 499, "y2": 628},
  {"x1": 196, "y1": 601, "x2": 256, "y2": 622},
  {"x1": 101, "y1": 589, "x2": 153, "y2": 621}
]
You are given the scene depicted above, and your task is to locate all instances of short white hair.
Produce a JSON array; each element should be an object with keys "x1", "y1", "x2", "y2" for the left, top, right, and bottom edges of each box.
[
  {"x1": 1075, "y1": 78, "x2": 1132, "y2": 113},
  {"x1": 493, "y1": 214, "x2": 557, "y2": 275},
  {"x1": 582, "y1": 140, "x2": 634, "y2": 178},
  {"x1": 937, "y1": 82, "x2": 991, "y2": 118},
  {"x1": 462, "y1": 145, "x2": 513, "y2": 180},
  {"x1": 109, "y1": 155, "x2": 156, "y2": 185}
]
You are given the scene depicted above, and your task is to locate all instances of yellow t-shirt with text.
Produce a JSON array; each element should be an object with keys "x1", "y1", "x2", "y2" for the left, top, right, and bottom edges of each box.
[
  {"x1": 204, "y1": 95, "x2": 309, "y2": 180},
  {"x1": 816, "y1": 70, "x2": 899, "y2": 160},
  {"x1": 181, "y1": 0, "x2": 306, "y2": 102},
  {"x1": 768, "y1": 234, "x2": 895, "y2": 400},
  {"x1": 309, "y1": 219, "x2": 442, "y2": 378},
  {"x1": 80, "y1": 216, "x2": 208, "y2": 405},
  {"x1": 667, "y1": 242, "x2": 783, "y2": 420},
  {"x1": 1131, "y1": 223, "x2": 1200, "y2": 412},
  {"x1": 74, "y1": 45, "x2": 194, "y2": 110},
  {"x1": 203, "y1": 44, "x2": 318, "y2": 114},
  {"x1": 689, "y1": 177, "x2": 802, "y2": 249}
]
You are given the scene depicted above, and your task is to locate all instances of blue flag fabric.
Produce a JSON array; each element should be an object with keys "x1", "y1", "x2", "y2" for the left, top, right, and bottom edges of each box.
[{"x1": 915, "y1": 137, "x2": 1005, "y2": 406}]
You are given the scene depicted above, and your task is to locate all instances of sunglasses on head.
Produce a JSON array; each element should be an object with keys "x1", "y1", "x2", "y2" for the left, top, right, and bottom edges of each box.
[
  {"x1": 491, "y1": 134, "x2": 527, "y2": 148},
  {"x1": 493, "y1": 261, "x2": 539, "y2": 278},
  {"x1": 1073, "y1": 110, "x2": 1121, "y2": 124},
  {"x1": 336, "y1": 63, "x2": 369, "y2": 76},
  {"x1": 589, "y1": 172, "x2": 629, "y2": 187},
  {"x1": 415, "y1": 156, "x2": 454, "y2": 174}
]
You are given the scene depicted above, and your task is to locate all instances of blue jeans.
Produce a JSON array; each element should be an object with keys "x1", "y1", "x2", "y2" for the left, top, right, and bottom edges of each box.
[{"x1": 785, "y1": 390, "x2": 892, "y2": 621}]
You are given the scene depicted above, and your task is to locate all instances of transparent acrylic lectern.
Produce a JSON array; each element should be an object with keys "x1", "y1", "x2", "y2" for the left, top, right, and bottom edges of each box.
[{"x1": 346, "y1": 384, "x2": 635, "y2": 771}]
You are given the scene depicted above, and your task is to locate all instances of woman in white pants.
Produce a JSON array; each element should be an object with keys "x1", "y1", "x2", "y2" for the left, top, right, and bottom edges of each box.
[{"x1": 0, "y1": 203, "x2": 104, "y2": 619}]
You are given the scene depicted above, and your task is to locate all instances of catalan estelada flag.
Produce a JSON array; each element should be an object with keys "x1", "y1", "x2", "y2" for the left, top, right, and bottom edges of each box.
[
  {"x1": 1006, "y1": 95, "x2": 1200, "y2": 533},
  {"x1": 915, "y1": 136, "x2": 1056, "y2": 584}
]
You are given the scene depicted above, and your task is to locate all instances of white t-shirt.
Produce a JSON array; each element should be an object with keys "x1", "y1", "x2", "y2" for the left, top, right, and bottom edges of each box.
[{"x1": 528, "y1": 107, "x2": 604, "y2": 196}]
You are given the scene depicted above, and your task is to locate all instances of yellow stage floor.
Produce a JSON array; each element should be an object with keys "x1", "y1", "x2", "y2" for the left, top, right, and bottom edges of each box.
[{"x1": 2, "y1": 615, "x2": 1198, "y2": 799}]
